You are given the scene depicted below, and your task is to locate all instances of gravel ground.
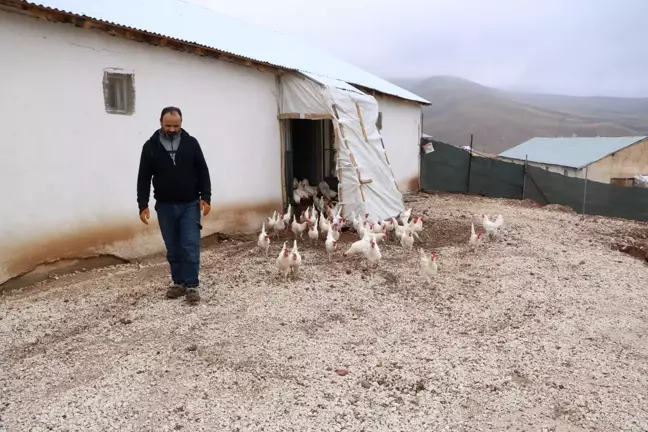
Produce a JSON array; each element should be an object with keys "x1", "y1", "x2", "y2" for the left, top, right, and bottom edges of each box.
[{"x1": 2, "y1": 192, "x2": 648, "y2": 432}]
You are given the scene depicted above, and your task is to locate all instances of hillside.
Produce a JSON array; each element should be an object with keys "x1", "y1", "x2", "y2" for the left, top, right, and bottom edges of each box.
[{"x1": 391, "y1": 76, "x2": 648, "y2": 154}]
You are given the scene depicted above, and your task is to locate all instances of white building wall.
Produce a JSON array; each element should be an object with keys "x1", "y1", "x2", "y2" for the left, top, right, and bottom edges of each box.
[
  {"x1": 0, "y1": 11, "x2": 282, "y2": 285},
  {"x1": 374, "y1": 95, "x2": 422, "y2": 192}
]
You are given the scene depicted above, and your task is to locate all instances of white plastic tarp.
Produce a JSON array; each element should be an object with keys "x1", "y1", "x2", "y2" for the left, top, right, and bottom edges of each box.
[{"x1": 279, "y1": 73, "x2": 404, "y2": 221}]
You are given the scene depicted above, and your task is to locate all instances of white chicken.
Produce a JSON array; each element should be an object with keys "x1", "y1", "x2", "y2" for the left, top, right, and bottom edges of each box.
[
  {"x1": 400, "y1": 228, "x2": 415, "y2": 250},
  {"x1": 324, "y1": 225, "x2": 338, "y2": 261},
  {"x1": 302, "y1": 179, "x2": 317, "y2": 197},
  {"x1": 343, "y1": 228, "x2": 372, "y2": 257},
  {"x1": 318, "y1": 181, "x2": 338, "y2": 199},
  {"x1": 384, "y1": 218, "x2": 396, "y2": 233},
  {"x1": 319, "y1": 214, "x2": 331, "y2": 233},
  {"x1": 411, "y1": 216, "x2": 424, "y2": 234},
  {"x1": 331, "y1": 223, "x2": 341, "y2": 242},
  {"x1": 363, "y1": 239, "x2": 382, "y2": 266},
  {"x1": 293, "y1": 188, "x2": 303, "y2": 204},
  {"x1": 266, "y1": 211, "x2": 277, "y2": 232},
  {"x1": 308, "y1": 205, "x2": 318, "y2": 226},
  {"x1": 273, "y1": 214, "x2": 286, "y2": 238},
  {"x1": 419, "y1": 249, "x2": 438, "y2": 282},
  {"x1": 469, "y1": 222, "x2": 483, "y2": 251},
  {"x1": 283, "y1": 204, "x2": 292, "y2": 226},
  {"x1": 257, "y1": 222, "x2": 271, "y2": 256},
  {"x1": 481, "y1": 213, "x2": 504, "y2": 237},
  {"x1": 372, "y1": 232, "x2": 389, "y2": 243},
  {"x1": 276, "y1": 241, "x2": 291, "y2": 280},
  {"x1": 289, "y1": 240, "x2": 302, "y2": 275},
  {"x1": 291, "y1": 215, "x2": 308, "y2": 239},
  {"x1": 308, "y1": 219, "x2": 319, "y2": 243},
  {"x1": 399, "y1": 207, "x2": 412, "y2": 225},
  {"x1": 372, "y1": 221, "x2": 386, "y2": 234},
  {"x1": 394, "y1": 219, "x2": 408, "y2": 238}
]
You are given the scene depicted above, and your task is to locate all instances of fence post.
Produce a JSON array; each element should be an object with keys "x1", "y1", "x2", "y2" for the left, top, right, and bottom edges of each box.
[
  {"x1": 521, "y1": 154, "x2": 528, "y2": 199},
  {"x1": 466, "y1": 134, "x2": 474, "y2": 193},
  {"x1": 582, "y1": 166, "x2": 589, "y2": 214}
]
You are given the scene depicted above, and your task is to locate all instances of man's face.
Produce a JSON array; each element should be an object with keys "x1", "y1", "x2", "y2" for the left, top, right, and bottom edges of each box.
[{"x1": 161, "y1": 112, "x2": 182, "y2": 136}]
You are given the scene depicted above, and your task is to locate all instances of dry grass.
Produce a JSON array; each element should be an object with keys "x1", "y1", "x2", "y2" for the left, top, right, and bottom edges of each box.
[{"x1": 1, "y1": 193, "x2": 648, "y2": 431}]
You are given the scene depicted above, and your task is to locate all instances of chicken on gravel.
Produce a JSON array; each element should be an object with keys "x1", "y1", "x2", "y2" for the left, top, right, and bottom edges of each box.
[
  {"x1": 276, "y1": 241, "x2": 291, "y2": 280},
  {"x1": 481, "y1": 213, "x2": 504, "y2": 237},
  {"x1": 419, "y1": 249, "x2": 438, "y2": 282},
  {"x1": 469, "y1": 222, "x2": 483, "y2": 251},
  {"x1": 289, "y1": 240, "x2": 302, "y2": 276},
  {"x1": 324, "y1": 225, "x2": 338, "y2": 261},
  {"x1": 364, "y1": 239, "x2": 382, "y2": 267},
  {"x1": 400, "y1": 229, "x2": 415, "y2": 250},
  {"x1": 258, "y1": 222, "x2": 271, "y2": 256}
]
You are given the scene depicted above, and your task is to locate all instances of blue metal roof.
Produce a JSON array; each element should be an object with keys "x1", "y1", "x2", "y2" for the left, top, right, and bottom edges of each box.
[
  {"x1": 498, "y1": 136, "x2": 648, "y2": 169},
  {"x1": 21, "y1": 0, "x2": 429, "y2": 105}
]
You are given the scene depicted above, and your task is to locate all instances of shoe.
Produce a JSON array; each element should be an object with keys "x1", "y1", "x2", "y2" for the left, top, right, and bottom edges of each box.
[
  {"x1": 185, "y1": 288, "x2": 200, "y2": 304},
  {"x1": 166, "y1": 284, "x2": 186, "y2": 299}
]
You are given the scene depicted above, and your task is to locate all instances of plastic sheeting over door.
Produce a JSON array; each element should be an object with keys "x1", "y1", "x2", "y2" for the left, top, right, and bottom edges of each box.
[{"x1": 279, "y1": 73, "x2": 404, "y2": 221}]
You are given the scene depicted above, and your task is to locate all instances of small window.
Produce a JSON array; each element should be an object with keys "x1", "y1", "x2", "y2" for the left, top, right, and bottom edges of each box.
[
  {"x1": 563, "y1": 169, "x2": 568, "y2": 176},
  {"x1": 102, "y1": 69, "x2": 135, "y2": 115},
  {"x1": 376, "y1": 112, "x2": 383, "y2": 130}
]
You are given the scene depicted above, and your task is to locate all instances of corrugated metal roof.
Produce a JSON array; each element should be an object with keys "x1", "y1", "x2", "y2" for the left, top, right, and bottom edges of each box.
[
  {"x1": 498, "y1": 136, "x2": 648, "y2": 169},
  {"x1": 300, "y1": 71, "x2": 365, "y2": 95},
  {"x1": 20, "y1": 0, "x2": 429, "y2": 104}
]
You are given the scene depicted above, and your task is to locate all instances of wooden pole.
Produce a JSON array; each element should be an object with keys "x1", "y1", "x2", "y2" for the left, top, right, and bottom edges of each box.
[
  {"x1": 466, "y1": 134, "x2": 474, "y2": 193},
  {"x1": 521, "y1": 154, "x2": 528, "y2": 199},
  {"x1": 582, "y1": 166, "x2": 589, "y2": 214}
]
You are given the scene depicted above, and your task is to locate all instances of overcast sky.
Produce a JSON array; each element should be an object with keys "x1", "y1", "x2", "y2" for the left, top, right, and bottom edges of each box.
[{"x1": 189, "y1": 0, "x2": 648, "y2": 97}]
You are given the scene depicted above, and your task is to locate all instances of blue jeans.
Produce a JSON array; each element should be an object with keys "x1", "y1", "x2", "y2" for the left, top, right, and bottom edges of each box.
[{"x1": 155, "y1": 199, "x2": 202, "y2": 288}]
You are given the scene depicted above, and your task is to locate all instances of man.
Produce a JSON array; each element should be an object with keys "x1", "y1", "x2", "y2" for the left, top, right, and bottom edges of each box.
[{"x1": 137, "y1": 106, "x2": 212, "y2": 304}]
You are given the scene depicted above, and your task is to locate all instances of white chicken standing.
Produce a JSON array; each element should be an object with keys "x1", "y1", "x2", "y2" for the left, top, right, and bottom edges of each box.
[
  {"x1": 469, "y1": 222, "x2": 483, "y2": 251},
  {"x1": 481, "y1": 213, "x2": 504, "y2": 237},
  {"x1": 325, "y1": 225, "x2": 338, "y2": 261},
  {"x1": 283, "y1": 204, "x2": 292, "y2": 226},
  {"x1": 411, "y1": 216, "x2": 424, "y2": 234},
  {"x1": 331, "y1": 223, "x2": 341, "y2": 242},
  {"x1": 399, "y1": 207, "x2": 412, "y2": 225},
  {"x1": 308, "y1": 219, "x2": 319, "y2": 243},
  {"x1": 289, "y1": 240, "x2": 302, "y2": 276},
  {"x1": 400, "y1": 229, "x2": 415, "y2": 250},
  {"x1": 319, "y1": 214, "x2": 331, "y2": 233},
  {"x1": 258, "y1": 222, "x2": 271, "y2": 256},
  {"x1": 291, "y1": 214, "x2": 308, "y2": 239},
  {"x1": 419, "y1": 249, "x2": 438, "y2": 283},
  {"x1": 273, "y1": 214, "x2": 286, "y2": 238},
  {"x1": 266, "y1": 211, "x2": 277, "y2": 232},
  {"x1": 364, "y1": 239, "x2": 382, "y2": 267},
  {"x1": 276, "y1": 241, "x2": 291, "y2": 280}
]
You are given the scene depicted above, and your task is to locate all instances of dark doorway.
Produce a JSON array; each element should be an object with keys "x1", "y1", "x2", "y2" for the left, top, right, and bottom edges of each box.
[{"x1": 284, "y1": 118, "x2": 336, "y2": 205}]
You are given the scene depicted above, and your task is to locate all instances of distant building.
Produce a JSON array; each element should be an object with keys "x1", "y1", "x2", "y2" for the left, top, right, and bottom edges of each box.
[{"x1": 497, "y1": 136, "x2": 648, "y2": 184}]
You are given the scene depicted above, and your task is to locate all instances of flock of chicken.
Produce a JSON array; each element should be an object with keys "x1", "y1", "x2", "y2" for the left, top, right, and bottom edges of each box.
[{"x1": 257, "y1": 178, "x2": 506, "y2": 283}]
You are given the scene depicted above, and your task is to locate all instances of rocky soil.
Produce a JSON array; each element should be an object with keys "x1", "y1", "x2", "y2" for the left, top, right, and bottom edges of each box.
[{"x1": 1, "y1": 192, "x2": 648, "y2": 431}]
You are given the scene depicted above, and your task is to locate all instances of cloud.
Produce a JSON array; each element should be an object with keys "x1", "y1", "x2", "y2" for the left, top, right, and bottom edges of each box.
[{"x1": 189, "y1": 0, "x2": 648, "y2": 97}]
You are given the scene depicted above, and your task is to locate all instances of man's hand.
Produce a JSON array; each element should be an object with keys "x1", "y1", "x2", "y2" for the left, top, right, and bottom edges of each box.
[
  {"x1": 140, "y1": 208, "x2": 150, "y2": 225},
  {"x1": 200, "y1": 200, "x2": 211, "y2": 217}
]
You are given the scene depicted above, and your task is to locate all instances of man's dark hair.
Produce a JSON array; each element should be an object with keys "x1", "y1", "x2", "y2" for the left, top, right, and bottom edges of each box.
[{"x1": 160, "y1": 106, "x2": 182, "y2": 121}]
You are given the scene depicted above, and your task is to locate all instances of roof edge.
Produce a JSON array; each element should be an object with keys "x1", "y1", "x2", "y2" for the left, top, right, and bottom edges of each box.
[
  {"x1": 576, "y1": 136, "x2": 648, "y2": 169},
  {"x1": 498, "y1": 136, "x2": 648, "y2": 169},
  {"x1": 2, "y1": 0, "x2": 429, "y2": 105}
]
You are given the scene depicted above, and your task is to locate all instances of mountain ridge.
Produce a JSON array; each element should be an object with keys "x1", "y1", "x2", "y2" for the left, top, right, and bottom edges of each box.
[{"x1": 388, "y1": 76, "x2": 648, "y2": 154}]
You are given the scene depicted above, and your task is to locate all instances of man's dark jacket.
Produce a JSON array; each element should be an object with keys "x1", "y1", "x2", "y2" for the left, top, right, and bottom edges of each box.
[{"x1": 137, "y1": 129, "x2": 211, "y2": 212}]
